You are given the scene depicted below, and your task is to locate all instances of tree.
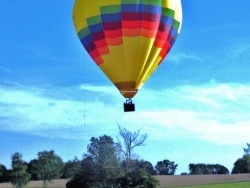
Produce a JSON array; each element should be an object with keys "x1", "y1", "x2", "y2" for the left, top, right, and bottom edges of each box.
[
  {"x1": 243, "y1": 143, "x2": 250, "y2": 173},
  {"x1": 243, "y1": 143, "x2": 250, "y2": 155},
  {"x1": 0, "y1": 164, "x2": 10, "y2": 183},
  {"x1": 117, "y1": 169, "x2": 159, "y2": 188},
  {"x1": 67, "y1": 134, "x2": 158, "y2": 188},
  {"x1": 232, "y1": 157, "x2": 248, "y2": 174},
  {"x1": 34, "y1": 150, "x2": 64, "y2": 188},
  {"x1": 66, "y1": 156, "x2": 97, "y2": 188},
  {"x1": 87, "y1": 135, "x2": 122, "y2": 187},
  {"x1": 27, "y1": 159, "x2": 39, "y2": 180},
  {"x1": 155, "y1": 159, "x2": 178, "y2": 175},
  {"x1": 212, "y1": 164, "x2": 229, "y2": 174},
  {"x1": 121, "y1": 159, "x2": 157, "y2": 176},
  {"x1": 189, "y1": 163, "x2": 229, "y2": 175},
  {"x1": 133, "y1": 160, "x2": 157, "y2": 175},
  {"x1": 118, "y1": 125, "x2": 147, "y2": 174},
  {"x1": 67, "y1": 135, "x2": 122, "y2": 188},
  {"x1": 231, "y1": 143, "x2": 250, "y2": 174},
  {"x1": 189, "y1": 163, "x2": 204, "y2": 175},
  {"x1": 9, "y1": 152, "x2": 30, "y2": 188},
  {"x1": 62, "y1": 157, "x2": 81, "y2": 180}
]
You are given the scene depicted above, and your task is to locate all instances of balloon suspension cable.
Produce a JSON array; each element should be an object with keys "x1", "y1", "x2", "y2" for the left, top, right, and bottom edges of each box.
[{"x1": 123, "y1": 98, "x2": 135, "y2": 112}]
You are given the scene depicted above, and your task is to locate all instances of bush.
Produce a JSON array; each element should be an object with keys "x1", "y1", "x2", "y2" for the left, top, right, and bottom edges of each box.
[{"x1": 117, "y1": 170, "x2": 159, "y2": 188}]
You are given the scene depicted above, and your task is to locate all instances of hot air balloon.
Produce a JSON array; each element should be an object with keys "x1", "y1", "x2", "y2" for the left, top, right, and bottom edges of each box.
[{"x1": 73, "y1": 0, "x2": 182, "y2": 112}]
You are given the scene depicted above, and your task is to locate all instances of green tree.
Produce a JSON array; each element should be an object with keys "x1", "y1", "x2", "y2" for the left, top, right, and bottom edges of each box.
[
  {"x1": 189, "y1": 163, "x2": 229, "y2": 175},
  {"x1": 189, "y1": 163, "x2": 204, "y2": 175},
  {"x1": 232, "y1": 157, "x2": 248, "y2": 174},
  {"x1": 118, "y1": 125, "x2": 147, "y2": 174},
  {"x1": 155, "y1": 159, "x2": 178, "y2": 175},
  {"x1": 66, "y1": 156, "x2": 97, "y2": 188},
  {"x1": 34, "y1": 150, "x2": 64, "y2": 188},
  {"x1": 67, "y1": 135, "x2": 122, "y2": 188},
  {"x1": 87, "y1": 135, "x2": 122, "y2": 187},
  {"x1": 27, "y1": 159, "x2": 39, "y2": 180},
  {"x1": 9, "y1": 152, "x2": 30, "y2": 188},
  {"x1": 231, "y1": 143, "x2": 250, "y2": 174},
  {"x1": 212, "y1": 164, "x2": 229, "y2": 174},
  {"x1": 62, "y1": 157, "x2": 81, "y2": 180},
  {"x1": 123, "y1": 159, "x2": 157, "y2": 175},
  {"x1": 117, "y1": 169, "x2": 159, "y2": 188},
  {"x1": 67, "y1": 133, "x2": 158, "y2": 188},
  {"x1": 134, "y1": 160, "x2": 157, "y2": 175},
  {"x1": 0, "y1": 164, "x2": 10, "y2": 183}
]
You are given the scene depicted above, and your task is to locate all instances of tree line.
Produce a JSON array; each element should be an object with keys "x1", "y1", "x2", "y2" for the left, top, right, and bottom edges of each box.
[{"x1": 0, "y1": 126, "x2": 250, "y2": 188}]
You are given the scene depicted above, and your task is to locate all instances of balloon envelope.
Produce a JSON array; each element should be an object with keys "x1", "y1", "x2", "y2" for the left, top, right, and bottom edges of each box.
[{"x1": 73, "y1": 0, "x2": 182, "y2": 98}]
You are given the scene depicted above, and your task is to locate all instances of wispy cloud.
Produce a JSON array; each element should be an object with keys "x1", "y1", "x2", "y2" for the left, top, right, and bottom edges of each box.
[
  {"x1": 0, "y1": 82, "x2": 250, "y2": 146},
  {"x1": 167, "y1": 51, "x2": 203, "y2": 64},
  {"x1": 224, "y1": 42, "x2": 250, "y2": 59},
  {"x1": 80, "y1": 84, "x2": 119, "y2": 96}
]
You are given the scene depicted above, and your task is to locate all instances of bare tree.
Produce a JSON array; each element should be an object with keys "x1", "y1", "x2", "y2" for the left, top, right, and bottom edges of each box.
[
  {"x1": 244, "y1": 143, "x2": 250, "y2": 155},
  {"x1": 117, "y1": 124, "x2": 147, "y2": 174},
  {"x1": 244, "y1": 143, "x2": 250, "y2": 173}
]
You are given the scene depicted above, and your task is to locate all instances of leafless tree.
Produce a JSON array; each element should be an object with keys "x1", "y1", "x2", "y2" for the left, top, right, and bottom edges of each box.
[
  {"x1": 117, "y1": 124, "x2": 147, "y2": 174},
  {"x1": 244, "y1": 143, "x2": 250, "y2": 173}
]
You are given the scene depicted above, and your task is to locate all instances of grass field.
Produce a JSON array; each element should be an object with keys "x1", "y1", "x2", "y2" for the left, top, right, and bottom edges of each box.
[
  {"x1": 155, "y1": 174, "x2": 250, "y2": 187},
  {"x1": 0, "y1": 179, "x2": 67, "y2": 188},
  {"x1": 0, "y1": 174, "x2": 249, "y2": 188},
  {"x1": 174, "y1": 182, "x2": 250, "y2": 188}
]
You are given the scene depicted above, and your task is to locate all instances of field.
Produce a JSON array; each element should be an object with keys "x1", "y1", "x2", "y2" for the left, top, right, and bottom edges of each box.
[
  {"x1": 0, "y1": 174, "x2": 249, "y2": 188},
  {"x1": 0, "y1": 180, "x2": 67, "y2": 188},
  {"x1": 155, "y1": 174, "x2": 250, "y2": 187},
  {"x1": 175, "y1": 182, "x2": 250, "y2": 188}
]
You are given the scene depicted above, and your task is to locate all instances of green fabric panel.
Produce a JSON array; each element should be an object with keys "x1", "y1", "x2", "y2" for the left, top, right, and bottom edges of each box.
[
  {"x1": 173, "y1": 20, "x2": 180, "y2": 29},
  {"x1": 87, "y1": 15, "x2": 102, "y2": 25},
  {"x1": 77, "y1": 27, "x2": 90, "y2": 39},
  {"x1": 100, "y1": 5, "x2": 121, "y2": 14},
  {"x1": 162, "y1": 8, "x2": 174, "y2": 18},
  {"x1": 121, "y1": 0, "x2": 141, "y2": 4},
  {"x1": 143, "y1": 0, "x2": 161, "y2": 6}
]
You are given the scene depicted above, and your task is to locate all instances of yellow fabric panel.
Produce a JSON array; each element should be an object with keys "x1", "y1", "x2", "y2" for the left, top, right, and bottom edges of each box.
[
  {"x1": 142, "y1": 56, "x2": 163, "y2": 85},
  {"x1": 100, "y1": 0, "x2": 120, "y2": 6},
  {"x1": 99, "y1": 54, "x2": 118, "y2": 83},
  {"x1": 122, "y1": 36, "x2": 140, "y2": 82},
  {"x1": 136, "y1": 46, "x2": 162, "y2": 88},
  {"x1": 83, "y1": 0, "x2": 99, "y2": 18},
  {"x1": 101, "y1": 45, "x2": 127, "y2": 83},
  {"x1": 162, "y1": 0, "x2": 176, "y2": 10},
  {"x1": 133, "y1": 37, "x2": 155, "y2": 83},
  {"x1": 72, "y1": 0, "x2": 87, "y2": 32}
]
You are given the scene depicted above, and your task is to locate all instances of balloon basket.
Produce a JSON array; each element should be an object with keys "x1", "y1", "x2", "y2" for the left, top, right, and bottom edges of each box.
[{"x1": 124, "y1": 98, "x2": 135, "y2": 112}]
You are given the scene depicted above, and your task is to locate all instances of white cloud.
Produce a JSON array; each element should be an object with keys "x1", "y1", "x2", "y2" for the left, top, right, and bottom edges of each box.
[
  {"x1": 167, "y1": 51, "x2": 203, "y2": 64},
  {"x1": 178, "y1": 84, "x2": 250, "y2": 108},
  {"x1": 80, "y1": 84, "x2": 119, "y2": 96},
  {"x1": 0, "y1": 83, "x2": 250, "y2": 146},
  {"x1": 222, "y1": 40, "x2": 250, "y2": 60}
]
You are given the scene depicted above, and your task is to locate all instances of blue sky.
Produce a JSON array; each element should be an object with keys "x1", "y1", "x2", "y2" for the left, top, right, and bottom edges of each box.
[{"x1": 1, "y1": 0, "x2": 250, "y2": 174}]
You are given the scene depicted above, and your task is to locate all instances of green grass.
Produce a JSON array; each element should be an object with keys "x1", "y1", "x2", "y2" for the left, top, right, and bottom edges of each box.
[{"x1": 175, "y1": 181, "x2": 250, "y2": 188}]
